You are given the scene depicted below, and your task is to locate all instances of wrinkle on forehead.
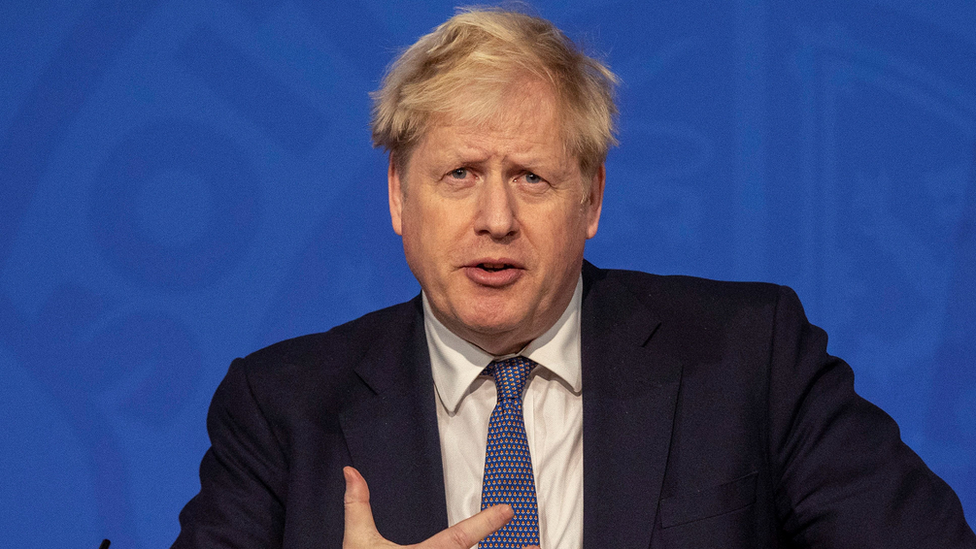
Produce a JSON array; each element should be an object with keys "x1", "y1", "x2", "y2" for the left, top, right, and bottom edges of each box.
[{"x1": 430, "y1": 79, "x2": 572, "y2": 161}]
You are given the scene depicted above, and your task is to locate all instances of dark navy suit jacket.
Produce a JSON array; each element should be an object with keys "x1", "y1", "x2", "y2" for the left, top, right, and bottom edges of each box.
[{"x1": 174, "y1": 263, "x2": 975, "y2": 548}]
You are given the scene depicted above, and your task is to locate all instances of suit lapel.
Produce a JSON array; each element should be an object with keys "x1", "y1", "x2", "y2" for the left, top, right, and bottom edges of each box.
[
  {"x1": 338, "y1": 298, "x2": 449, "y2": 544},
  {"x1": 581, "y1": 264, "x2": 682, "y2": 549}
]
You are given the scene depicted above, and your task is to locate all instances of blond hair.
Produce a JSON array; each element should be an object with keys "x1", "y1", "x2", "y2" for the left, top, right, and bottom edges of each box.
[{"x1": 370, "y1": 6, "x2": 618, "y2": 177}]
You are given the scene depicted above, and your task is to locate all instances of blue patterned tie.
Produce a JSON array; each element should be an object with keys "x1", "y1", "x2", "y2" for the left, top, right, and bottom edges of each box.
[{"x1": 479, "y1": 356, "x2": 540, "y2": 549}]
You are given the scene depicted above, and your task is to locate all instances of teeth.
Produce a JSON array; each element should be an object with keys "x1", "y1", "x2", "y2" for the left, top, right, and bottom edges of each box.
[{"x1": 479, "y1": 263, "x2": 507, "y2": 271}]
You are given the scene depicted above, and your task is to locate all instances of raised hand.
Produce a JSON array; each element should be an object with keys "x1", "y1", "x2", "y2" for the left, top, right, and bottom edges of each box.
[{"x1": 342, "y1": 466, "x2": 527, "y2": 549}]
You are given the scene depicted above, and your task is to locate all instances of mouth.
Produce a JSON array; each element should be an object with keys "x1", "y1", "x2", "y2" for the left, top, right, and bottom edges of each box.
[
  {"x1": 463, "y1": 260, "x2": 524, "y2": 287},
  {"x1": 476, "y1": 262, "x2": 515, "y2": 272}
]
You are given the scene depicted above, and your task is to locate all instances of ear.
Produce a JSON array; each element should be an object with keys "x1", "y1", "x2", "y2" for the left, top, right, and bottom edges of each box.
[
  {"x1": 585, "y1": 163, "x2": 605, "y2": 239},
  {"x1": 388, "y1": 156, "x2": 404, "y2": 236}
]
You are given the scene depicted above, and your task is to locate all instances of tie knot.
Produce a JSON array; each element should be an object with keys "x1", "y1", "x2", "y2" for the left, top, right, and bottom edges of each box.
[{"x1": 485, "y1": 356, "x2": 535, "y2": 401}]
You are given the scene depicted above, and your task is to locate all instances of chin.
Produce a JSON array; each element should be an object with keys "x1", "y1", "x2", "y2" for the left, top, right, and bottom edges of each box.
[
  {"x1": 458, "y1": 311, "x2": 523, "y2": 336},
  {"x1": 455, "y1": 305, "x2": 527, "y2": 336}
]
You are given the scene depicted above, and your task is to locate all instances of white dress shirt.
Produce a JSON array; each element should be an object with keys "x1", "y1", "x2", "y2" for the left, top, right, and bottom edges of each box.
[{"x1": 423, "y1": 277, "x2": 584, "y2": 549}]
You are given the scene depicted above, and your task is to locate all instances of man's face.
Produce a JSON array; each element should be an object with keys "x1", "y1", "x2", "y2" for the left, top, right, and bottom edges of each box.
[{"x1": 389, "y1": 84, "x2": 604, "y2": 355}]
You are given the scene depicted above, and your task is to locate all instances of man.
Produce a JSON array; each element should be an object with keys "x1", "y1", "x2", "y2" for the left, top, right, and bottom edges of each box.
[{"x1": 173, "y1": 7, "x2": 975, "y2": 549}]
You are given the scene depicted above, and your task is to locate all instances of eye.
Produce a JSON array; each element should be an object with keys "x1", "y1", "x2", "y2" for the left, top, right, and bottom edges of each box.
[
  {"x1": 450, "y1": 168, "x2": 468, "y2": 179},
  {"x1": 520, "y1": 172, "x2": 550, "y2": 190}
]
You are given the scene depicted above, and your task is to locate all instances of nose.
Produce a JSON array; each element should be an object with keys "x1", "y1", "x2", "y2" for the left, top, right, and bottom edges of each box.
[{"x1": 474, "y1": 175, "x2": 518, "y2": 239}]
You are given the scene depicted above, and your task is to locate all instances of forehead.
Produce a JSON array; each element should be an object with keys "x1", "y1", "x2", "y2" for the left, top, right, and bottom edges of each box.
[{"x1": 419, "y1": 82, "x2": 569, "y2": 160}]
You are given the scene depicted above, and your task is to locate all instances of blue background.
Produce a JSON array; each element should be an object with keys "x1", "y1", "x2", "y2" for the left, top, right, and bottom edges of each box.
[{"x1": 1, "y1": 1, "x2": 974, "y2": 546}]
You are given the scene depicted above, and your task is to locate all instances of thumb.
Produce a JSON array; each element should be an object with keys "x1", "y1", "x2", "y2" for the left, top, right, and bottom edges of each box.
[
  {"x1": 421, "y1": 504, "x2": 513, "y2": 549},
  {"x1": 343, "y1": 466, "x2": 383, "y2": 548}
]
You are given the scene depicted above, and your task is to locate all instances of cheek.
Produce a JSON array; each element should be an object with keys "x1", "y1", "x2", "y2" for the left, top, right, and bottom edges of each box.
[
  {"x1": 398, "y1": 202, "x2": 433, "y2": 269},
  {"x1": 534, "y1": 212, "x2": 588, "y2": 263},
  {"x1": 423, "y1": 199, "x2": 472, "y2": 237},
  {"x1": 401, "y1": 198, "x2": 464, "y2": 261},
  {"x1": 556, "y1": 204, "x2": 591, "y2": 240}
]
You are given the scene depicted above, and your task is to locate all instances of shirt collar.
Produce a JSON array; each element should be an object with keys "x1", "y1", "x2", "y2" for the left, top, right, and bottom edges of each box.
[{"x1": 424, "y1": 276, "x2": 583, "y2": 414}]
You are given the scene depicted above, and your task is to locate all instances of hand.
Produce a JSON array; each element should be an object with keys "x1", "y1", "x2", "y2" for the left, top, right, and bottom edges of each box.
[{"x1": 342, "y1": 466, "x2": 536, "y2": 549}]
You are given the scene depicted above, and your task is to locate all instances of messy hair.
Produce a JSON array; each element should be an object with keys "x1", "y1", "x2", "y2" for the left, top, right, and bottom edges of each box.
[{"x1": 370, "y1": 6, "x2": 619, "y2": 178}]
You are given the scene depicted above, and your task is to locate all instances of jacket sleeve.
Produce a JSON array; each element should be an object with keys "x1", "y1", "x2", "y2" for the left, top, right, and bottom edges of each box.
[
  {"x1": 172, "y1": 357, "x2": 288, "y2": 549},
  {"x1": 767, "y1": 285, "x2": 975, "y2": 548}
]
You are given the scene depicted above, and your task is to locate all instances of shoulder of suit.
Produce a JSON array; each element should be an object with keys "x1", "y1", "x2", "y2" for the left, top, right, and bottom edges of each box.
[
  {"x1": 597, "y1": 267, "x2": 795, "y2": 323},
  {"x1": 236, "y1": 297, "x2": 421, "y2": 375}
]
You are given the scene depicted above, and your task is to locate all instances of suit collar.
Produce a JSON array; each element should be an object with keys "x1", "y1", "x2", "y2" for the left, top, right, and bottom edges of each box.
[
  {"x1": 581, "y1": 262, "x2": 682, "y2": 549},
  {"x1": 347, "y1": 297, "x2": 426, "y2": 395}
]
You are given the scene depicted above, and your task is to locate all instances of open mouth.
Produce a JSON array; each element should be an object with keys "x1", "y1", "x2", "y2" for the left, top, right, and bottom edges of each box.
[
  {"x1": 464, "y1": 261, "x2": 523, "y2": 286},
  {"x1": 478, "y1": 263, "x2": 513, "y2": 272}
]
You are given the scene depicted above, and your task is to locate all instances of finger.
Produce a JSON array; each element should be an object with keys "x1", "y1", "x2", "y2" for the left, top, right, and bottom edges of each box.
[
  {"x1": 343, "y1": 466, "x2": 381, "y2": 547},
  {"x1": 422, "y1": 504, "x2": 514, "y2": 549}
]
